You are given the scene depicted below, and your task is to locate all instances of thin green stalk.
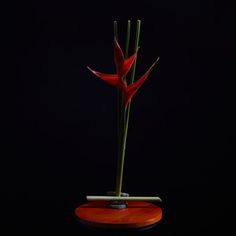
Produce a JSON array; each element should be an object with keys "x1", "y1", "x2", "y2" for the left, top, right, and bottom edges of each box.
[
  {"x1": 115, "y1": 20, "x2": 131, "y2": 197},
  {"x1": 115, "y1": 20, "x2": 141, "y2": 197},
  {"x1": 124, "y1": 20, "x2": 141, "y2": 140},
  {"x1": 123, "y1": 20, "x2": 131, "y2": 85},
  {"x1": 117, "y1": 19, "x2": 131, "y2": 171},
  {"x1": 125, "y1": 20, "x2": 131, "y2": 59},
  {"x1": 114, "y1": 21, "x2": 121, "y2": 161},
  {"x1": 114, "y1": 21, "x2": 118, "y2": 40},
  {"x1": 130, "y1": 20, "x2": 141, "y2": 84}
]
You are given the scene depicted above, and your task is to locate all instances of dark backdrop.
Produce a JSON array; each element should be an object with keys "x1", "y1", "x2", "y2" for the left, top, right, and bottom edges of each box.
[{"x1": 5, "y1": 0, "x2": 236, "y2": 235}]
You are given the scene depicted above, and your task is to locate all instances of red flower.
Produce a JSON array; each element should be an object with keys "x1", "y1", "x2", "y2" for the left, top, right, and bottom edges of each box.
[{"x1": 87, "y1": 39, "x2": 158, "y2": 107}]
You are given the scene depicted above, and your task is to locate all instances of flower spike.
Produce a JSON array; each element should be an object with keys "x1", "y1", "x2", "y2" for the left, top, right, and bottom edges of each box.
[{"x1": 87, "y1": 39, "x2": 158, "y2": 107}]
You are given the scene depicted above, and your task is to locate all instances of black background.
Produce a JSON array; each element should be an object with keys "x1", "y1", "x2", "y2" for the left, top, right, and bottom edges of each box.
[{"x1": 4, "y1": 0, "x2": 236, "y2": 235}]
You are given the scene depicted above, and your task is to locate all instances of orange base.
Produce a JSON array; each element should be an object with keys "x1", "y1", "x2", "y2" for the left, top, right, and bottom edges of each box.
[{"x1": 75, "y1": 201, "x2": 162, "y2": 229}]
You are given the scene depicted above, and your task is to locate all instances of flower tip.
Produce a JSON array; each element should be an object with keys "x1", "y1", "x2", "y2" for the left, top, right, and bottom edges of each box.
[
  {"x1": 149, "y1": 57, "x2": 160, "y2": 71},
  {"x1": 87, "y1": 66, "x2": 96, "y2": 75},
  {"x1": 137, "y1": 19, "x2": 141, "y2": 27},
  {"x1": 87, "y1": 66, "x2": 93, "y2": 72}
]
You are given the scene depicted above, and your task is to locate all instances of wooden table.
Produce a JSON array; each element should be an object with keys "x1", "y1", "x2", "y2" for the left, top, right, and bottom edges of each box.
[{"x1": 75, "y1": 201, "x2": 162, "y2": 229}]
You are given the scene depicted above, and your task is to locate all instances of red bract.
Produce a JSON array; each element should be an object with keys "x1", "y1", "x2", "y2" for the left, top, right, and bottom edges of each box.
[
  {"x1": 123, "y1": 59, "x2": 158, "y2": 107},
  {"x1": 113, "y1": 40, "x2": 138, "y2": 80},
  {"x1": 87, "y1": 39, "x2": 157, "y2": 107}
]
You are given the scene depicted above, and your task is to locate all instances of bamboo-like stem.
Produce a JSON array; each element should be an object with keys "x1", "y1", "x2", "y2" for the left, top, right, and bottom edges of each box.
[
  {"x1": 125, "y1": 20, "x2": 141, "y2": 123},
  {"x1": 115, "y1": 20, "x2": 132, "y2": 197},
  {"x1": 115, "y1": 110, "x2": 126, "y2": 196},
  {"x1": 114, "y1": 21, "x2": 121, "y2": 170},
  {"x1": 114, "y1": 21, "x2": 118, "y2": 40},
  {"x1": 125, "y1": 20, "x2": 131, "y2": 59},
  {"x1": 86, "y1": 196, "x2": 162, "y2": 202},
  {"x1": 122, "y1": 21, "x2": 141, "y2": 178},
  {"x1": 130, "y1": 20, "x2": 141, "y2": 84},
  {"x1": 115, "y1": 20, "x2": 141, "y2": 197},
  {"x1": 114, "y1": 20, "x2": 121, "y2": 197}
]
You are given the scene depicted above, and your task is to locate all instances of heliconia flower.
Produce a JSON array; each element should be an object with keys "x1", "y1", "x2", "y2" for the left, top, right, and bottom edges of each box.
[
  {"x1": 87, "y1": 39, "x2": 137, "y2": 91},
  {"x1": 87, "y1": 39, "x2": 158, "y2": 107}
]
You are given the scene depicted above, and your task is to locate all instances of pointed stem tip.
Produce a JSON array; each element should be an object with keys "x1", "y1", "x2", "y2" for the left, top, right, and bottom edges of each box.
[{"x1": 114, "y1": 21, "x2": 118, "y2": 40}]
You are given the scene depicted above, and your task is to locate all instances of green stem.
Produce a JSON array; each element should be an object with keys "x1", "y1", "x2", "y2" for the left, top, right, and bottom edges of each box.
[
  {"x1": 115, "y1": 20, "x2": 141, "y2": 197},
  {"x1": 115, "y1": 111, "x2": 126, "y2": 196},
  {"x1": 114, "y1": 21, "x2": 121, "y2": 163},
  {"x1": 125, "y1": 20, "x2": 131, "y2": 59},
  {"x1": 114, "y1": 21, "x2": 118, "y2": 40},
  {"x1": 130, "y1": 20, "x2": 141, "y2": 84},
  {"x1": 124, "y1": 20, "x2": 141, "y2": 138}
]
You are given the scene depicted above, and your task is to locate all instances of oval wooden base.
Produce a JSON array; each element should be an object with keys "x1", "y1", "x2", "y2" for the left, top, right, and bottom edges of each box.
[{"x1": 75, "y1": 201, "x2": 162, "y2": 230}]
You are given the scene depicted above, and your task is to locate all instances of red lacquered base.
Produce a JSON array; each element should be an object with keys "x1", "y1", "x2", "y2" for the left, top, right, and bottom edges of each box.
[{"x1": 75, "y1": 201, "x2": 162, "y2": 229}]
